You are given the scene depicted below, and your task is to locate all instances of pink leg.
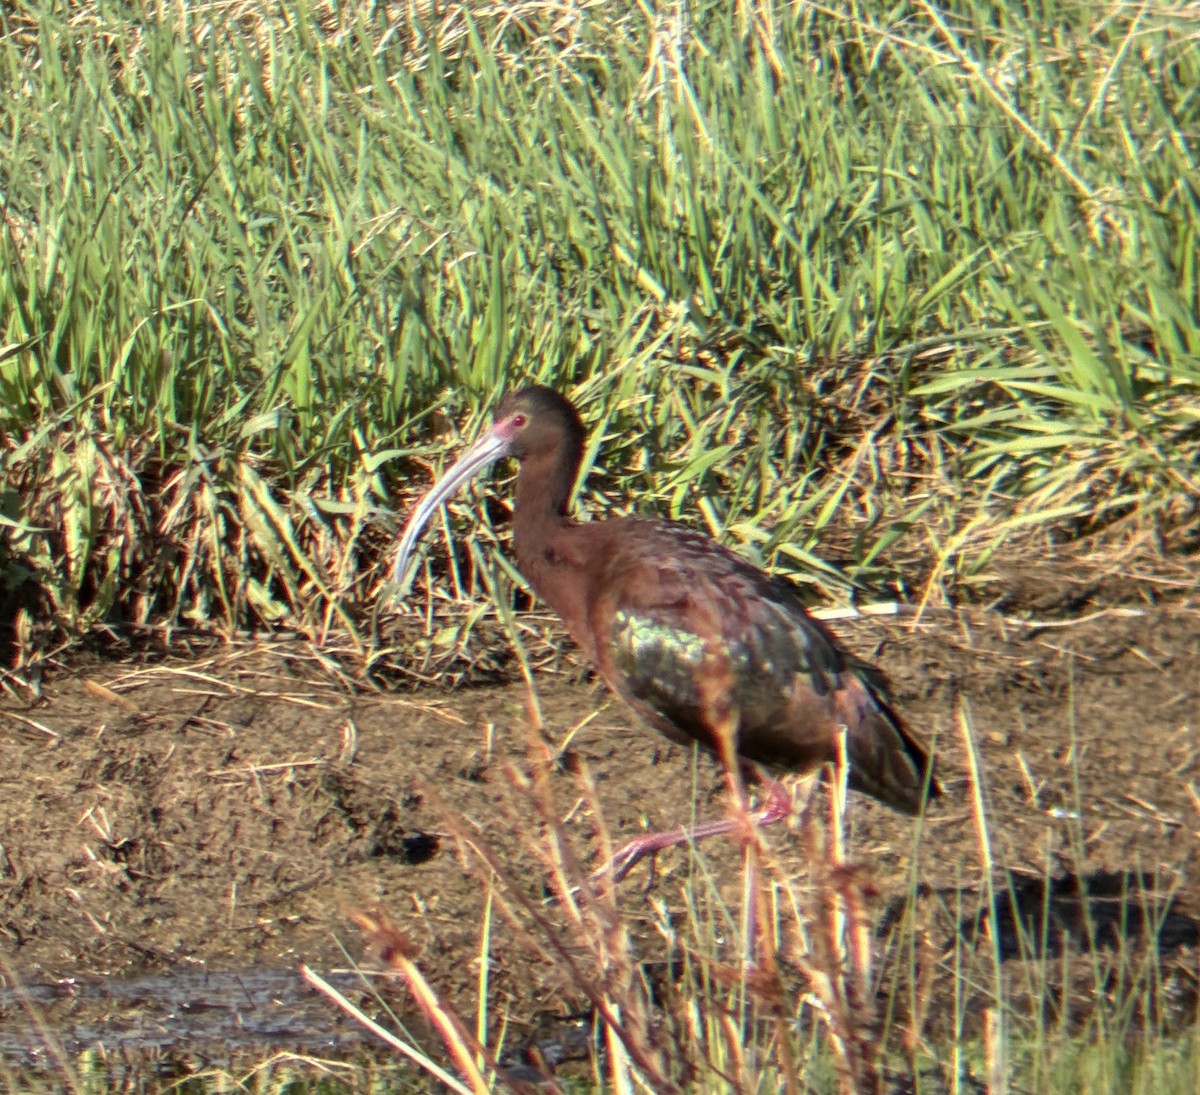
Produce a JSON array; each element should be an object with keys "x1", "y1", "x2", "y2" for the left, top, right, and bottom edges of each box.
[{"x1": 594, "y1": 777, "x2": 793, "y2": 884}]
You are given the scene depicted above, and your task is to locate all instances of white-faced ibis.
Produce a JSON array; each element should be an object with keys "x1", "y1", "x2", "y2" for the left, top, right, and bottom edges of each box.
[{"x1": 394, "y1": 387, "x2": 939, "y2": 879}]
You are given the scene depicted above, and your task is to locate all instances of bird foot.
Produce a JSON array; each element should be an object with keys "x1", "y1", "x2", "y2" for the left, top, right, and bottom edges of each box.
[
  {"x1": 590, "y1": 777, "x2": 794, "y2": 885},
  {"x1": 593, "y1": 820, "x2": 733, "y2": 885}
]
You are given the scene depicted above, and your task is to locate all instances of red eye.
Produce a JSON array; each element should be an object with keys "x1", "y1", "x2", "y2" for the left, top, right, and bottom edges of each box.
[{"x1": 511, "y1": 414, "x2": 527, "y2": 428}]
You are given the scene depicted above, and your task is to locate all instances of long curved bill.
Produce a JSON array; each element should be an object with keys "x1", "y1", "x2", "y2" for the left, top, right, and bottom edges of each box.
[{"x1": 391, "y1": 426, "x2": 511, "y2": 595}]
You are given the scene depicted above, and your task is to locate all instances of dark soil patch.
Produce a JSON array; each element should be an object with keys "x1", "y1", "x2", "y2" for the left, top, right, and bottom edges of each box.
[{"x1": 0, "y1": 604, "x2": 1197, "y2": 1075}]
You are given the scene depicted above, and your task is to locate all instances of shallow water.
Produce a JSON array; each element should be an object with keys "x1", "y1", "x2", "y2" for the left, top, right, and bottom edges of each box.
[{"x1": 0, "y1": 967, "x2": 367, "y2": 1067}]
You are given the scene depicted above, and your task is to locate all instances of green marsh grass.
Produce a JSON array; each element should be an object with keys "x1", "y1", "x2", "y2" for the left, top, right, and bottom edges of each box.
[{"x1": 0, "y1": 0, "x2": 1196, "y2": 674}]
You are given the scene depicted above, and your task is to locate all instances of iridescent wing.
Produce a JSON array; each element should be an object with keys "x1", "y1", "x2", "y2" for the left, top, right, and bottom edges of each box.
[{"x1": 591, "y1": 520, "x2": 937, "y2": 812}]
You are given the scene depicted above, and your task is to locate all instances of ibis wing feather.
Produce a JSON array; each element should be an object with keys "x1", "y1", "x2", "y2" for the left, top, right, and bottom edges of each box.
[{"x1": 590, "y1": 519, "x2": 937, "y2": 812}]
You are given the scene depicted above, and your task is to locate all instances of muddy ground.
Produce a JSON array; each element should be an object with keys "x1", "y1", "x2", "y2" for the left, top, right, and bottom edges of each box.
[{"x1": 0, "y1": 598, "x2": 1198, "y2": 1078}]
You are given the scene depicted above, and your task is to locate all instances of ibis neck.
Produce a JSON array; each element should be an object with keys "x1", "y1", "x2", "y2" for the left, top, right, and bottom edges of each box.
[
  {"x1": 510, "y1": 441, "x2": 603, "y2": 656},
  {"x1": 512, "y1": 443, "x2": 581, "y2": 536}
]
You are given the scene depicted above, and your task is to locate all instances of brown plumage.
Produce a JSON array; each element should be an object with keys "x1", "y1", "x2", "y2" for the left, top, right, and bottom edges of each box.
[{"x1": 394, "y1": 386, "x2": 940, "y2": 874}]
